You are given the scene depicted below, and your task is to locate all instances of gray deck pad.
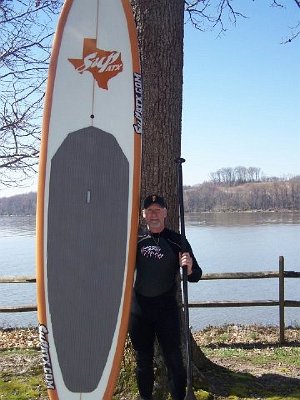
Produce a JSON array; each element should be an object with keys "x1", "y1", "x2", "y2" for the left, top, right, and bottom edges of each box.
[{"x1": 47, "y1": 126, "x2": 129, "y2": 392}]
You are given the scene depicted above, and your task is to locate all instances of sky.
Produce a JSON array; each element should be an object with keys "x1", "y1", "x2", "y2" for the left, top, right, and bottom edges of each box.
[
  {"x1": 182, "y1": 1, "x2": 300, "y2": 185},
  {"x1": 0, "y1": 1, "x2": 299, "y2": 197}
]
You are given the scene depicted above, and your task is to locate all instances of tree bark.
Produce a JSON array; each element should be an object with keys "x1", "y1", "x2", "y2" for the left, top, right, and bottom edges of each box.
[{"x1": 131, "y1": 0, "x2": 183, "y2": 229}]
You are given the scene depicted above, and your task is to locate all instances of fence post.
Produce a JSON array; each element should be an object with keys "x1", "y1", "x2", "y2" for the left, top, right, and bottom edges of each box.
[{"x1": 279, "y1": 256, "x2": 285, "y2": 344}]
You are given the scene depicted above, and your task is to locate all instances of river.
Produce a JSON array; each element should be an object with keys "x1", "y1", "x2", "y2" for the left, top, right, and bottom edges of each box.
[{"x1": 0, "y1": 212, "x2": 299, "y2": 330}]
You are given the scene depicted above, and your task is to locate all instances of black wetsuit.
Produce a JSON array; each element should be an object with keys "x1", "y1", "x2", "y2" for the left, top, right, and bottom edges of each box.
[{"x1": 129, "y1": 228, "x2": 202, "y2": 400}]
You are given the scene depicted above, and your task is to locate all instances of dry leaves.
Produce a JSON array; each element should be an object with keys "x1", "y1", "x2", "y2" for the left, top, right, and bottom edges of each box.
[
  {"x1": 193, "y1": 324, "x2": 300, "y2": 347},
  {"x1": 0, "y1": 327, "x2": 40, "y2": 350}
]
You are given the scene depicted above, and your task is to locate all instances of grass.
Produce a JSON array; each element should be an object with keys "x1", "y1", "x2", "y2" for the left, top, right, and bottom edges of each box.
[
  {"x1": 0, "y1": 349, "x2": 47, "y2": 400},
  {"x1": 202, "y1": 345, "x2": 300, "y2": 368},
  {"x1": 0, "y1": 375, "x2": 46, "y2": 400}
]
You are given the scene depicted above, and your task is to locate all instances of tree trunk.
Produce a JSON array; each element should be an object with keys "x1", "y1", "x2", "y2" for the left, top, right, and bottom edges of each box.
[
  {"x1": 131, "y1": 0, "x2": 212, "y2": 396},
  {"x1": 131, "y1": 0, "x2": 183, "y2": 229}
]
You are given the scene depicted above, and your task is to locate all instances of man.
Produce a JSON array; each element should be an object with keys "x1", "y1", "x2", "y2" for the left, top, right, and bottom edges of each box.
[{"x1": 129, "y1": 194, "x2": 202, "y2": 400}]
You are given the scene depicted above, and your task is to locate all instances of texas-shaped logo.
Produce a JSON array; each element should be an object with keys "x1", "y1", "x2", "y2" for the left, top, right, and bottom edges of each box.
[{"x1": 68, "y1": 38, "x2": 123, "y2": 90}]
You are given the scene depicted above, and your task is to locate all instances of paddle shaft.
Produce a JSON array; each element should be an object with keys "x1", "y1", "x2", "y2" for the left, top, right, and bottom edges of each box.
[{"x1": 176, "y1": 158, "x2": 197, "y2": 400}]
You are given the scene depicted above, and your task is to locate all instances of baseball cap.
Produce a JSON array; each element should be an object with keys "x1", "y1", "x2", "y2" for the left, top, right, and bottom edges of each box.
[{"x1": 143, "y1": 194, "x2": 167, "y2": 209}]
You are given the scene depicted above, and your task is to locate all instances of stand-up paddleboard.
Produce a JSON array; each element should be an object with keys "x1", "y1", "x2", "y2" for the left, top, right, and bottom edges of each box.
[{"x1": 36, "y1": 0, "x2": 142, "y2": 399}]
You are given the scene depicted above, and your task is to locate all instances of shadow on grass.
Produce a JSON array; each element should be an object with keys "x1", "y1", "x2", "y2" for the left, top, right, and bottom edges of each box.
[{"x1": 194, "y1": 359, "x2": 300, "y2": 399}]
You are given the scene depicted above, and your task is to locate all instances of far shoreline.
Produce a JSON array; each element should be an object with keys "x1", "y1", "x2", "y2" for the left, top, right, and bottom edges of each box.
[{"x1": 1, "y1": 209, "x2": 300, "y2": 218}]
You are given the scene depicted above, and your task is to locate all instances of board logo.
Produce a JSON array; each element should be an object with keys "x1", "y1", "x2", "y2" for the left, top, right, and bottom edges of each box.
[
  {"x1": 39, "y1": 324, "x2": 55, "y2": 390},
  {"x1": 68, "y1": 38, "x2": 123, "y2": 90},
  {"x1": 133, "y1": 72, "x2": 142, "y2": 134}
]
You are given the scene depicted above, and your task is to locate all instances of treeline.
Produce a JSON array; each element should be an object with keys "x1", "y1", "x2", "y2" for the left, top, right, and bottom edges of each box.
[
  {"x1": 0, "y1": 192, "x2": 36, "y2": 215},
  {"x1": 209, "y1": 166, "x2": 284, "y2": 186},
  {"x1": 1, "y1": 176, "x2": 300, "y2": 215},
  {"x1": 184, "y1": 176, "x2": 300, "y2": 212}
]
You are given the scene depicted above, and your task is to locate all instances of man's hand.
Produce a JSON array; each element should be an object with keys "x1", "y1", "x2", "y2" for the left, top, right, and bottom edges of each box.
[{"x1": 179, "y1": 252, "x2": 193, "y2": 275}]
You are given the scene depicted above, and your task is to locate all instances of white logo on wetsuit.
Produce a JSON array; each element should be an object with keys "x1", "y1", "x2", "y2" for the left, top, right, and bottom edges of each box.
[{"x1": 141, "y1": 245, "x2": 164, "y2": 260}]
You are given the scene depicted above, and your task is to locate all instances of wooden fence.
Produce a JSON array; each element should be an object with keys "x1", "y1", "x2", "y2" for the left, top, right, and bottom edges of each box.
[
  {"x1": 189, "y1": 256, "x2": 300, "y2": 343},
  {"x1": 1, "y1": 256, "x2": 299, "y2": 343}
]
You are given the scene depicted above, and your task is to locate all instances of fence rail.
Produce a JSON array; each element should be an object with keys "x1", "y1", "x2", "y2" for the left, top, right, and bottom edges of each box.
[
  {"x1": 189, "y1": 256, "x2": 300, "y2": 343},
  {"x1": 1, "y1": 256, "x2": 299, "y2": 343}
]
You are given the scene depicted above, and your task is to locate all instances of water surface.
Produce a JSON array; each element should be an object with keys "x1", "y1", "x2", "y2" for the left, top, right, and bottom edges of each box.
[{"x1": 0, "y1": 212, "x2": 299, "y2": 329}]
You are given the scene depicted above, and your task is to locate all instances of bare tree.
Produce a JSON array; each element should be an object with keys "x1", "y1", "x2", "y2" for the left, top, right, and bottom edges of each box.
[
  {"x1": 184, "y1": 0, "x2": 247, "y2": 35},
  {"x1": 271, "y1": 0, "x2": 300, "y2": 42},
  {"x1": 0, "y1": 0, "x2": 61, "y2": 188},
  {"x1": 185, "y1": 0, "x2": 300, "y2": 42},
  {"x1": 248, "y1": 166, "x2": 261, "y2": 182},
  {"x1": 234, "y1": 165, "x2": 248, "y2": 184}
]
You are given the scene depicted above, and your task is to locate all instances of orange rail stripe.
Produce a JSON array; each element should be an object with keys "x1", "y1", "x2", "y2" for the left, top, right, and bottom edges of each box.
[{"x1": 121, "y1": 0, "x2": 140, "y2": 73}]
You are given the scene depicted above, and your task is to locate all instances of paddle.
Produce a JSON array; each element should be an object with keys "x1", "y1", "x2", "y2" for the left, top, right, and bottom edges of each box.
[{"x1": 175, "y1": 157, "x2": 198, "y2": 400}]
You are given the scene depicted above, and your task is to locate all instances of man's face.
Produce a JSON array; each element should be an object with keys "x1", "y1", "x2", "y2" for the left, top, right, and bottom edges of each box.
[{"x1": 142, "y1": 204, "x2": 167, "y2": 233}]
